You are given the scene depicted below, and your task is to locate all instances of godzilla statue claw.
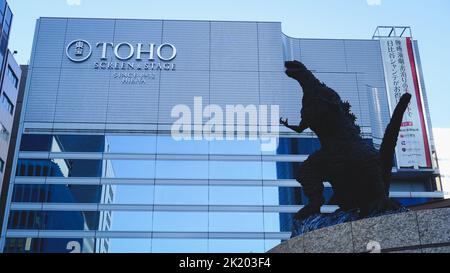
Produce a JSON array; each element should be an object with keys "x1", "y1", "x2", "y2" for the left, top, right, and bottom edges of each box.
[{"x1": 281, "y1": 60, "x2": 412, "y2": 221}]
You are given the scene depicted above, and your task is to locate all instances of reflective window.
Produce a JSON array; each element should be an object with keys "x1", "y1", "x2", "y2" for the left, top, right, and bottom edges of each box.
[
  {"x1": 20, "y1": 135, "x2": 159, "y2": 154},
  {"x1": 1, "y1": 92, "x2": 14, "y2": 115},
  {"x1": 152, "y1": 239, "x2": 207, "y2": 253},
  {"x1": 209, "y1": 239, "x2": 265, "y2": 253},
  {"x1": 105, "y1": 211, "x2": 152, "y2": 232},
  {"x1": 262, "y1": 162, "x2": 298, "y2": 180},
  {"x1": 263, "y1": 187, "x2": 303, "y2": 206},
  {"x1": 263, "y1": 186, "x2": 280, "y2": 205},
  {"x1": 16, "y1": 159, "x2": 103, "y2": 177},
  {"x1": 209, "y1": 186, "x2": 263, "y2": 205},
  {"x1": 105, "y1": 135, "x2": 156, "y2": 154},
  {"x1": 265, "y1": 240, "x2": 284, "y2": 252},
  {"x1": 153, "y1": 212, "x2": 208, "y2": 232},
  {"x1": 157, "y1": 136, "x2": 208, "y2": 154},
  {"x1": 0, "y1": 158, "x2": 4, "y2": 173},
  {"x1": 4, "y1": 238, "x2": 95, "y2": 253},
  {"x1": 0, "y1": 122, "x2": 10, "y2": 142},
  {"x1": 209, "y1": 212, "x2": 264, "y2": 232},
  {"x1": 209, "y1": 161, "x2": 262, "y2": 180},
  {"x1": 99, "y1": 239, "x2": 151, "y2": 253},
  {"x1": 154, "y1": 186, "x2": 208, "y2": 205},
  {"x1": 106, "y1": 185, "x2": 154, "y2": 204},
  {"x1": 209, "y1": 139, "x2": 262, "y2": 155},
  {"x1": 20, "y1": 135, "x2": 105, "y2": 152},
  {"x1": 51, "y1": 135, "x2": 105, "y2": 152},
  {"x1": 155, "y1": 160, "x2": 208, "y2": 179},
  {"x1": 3, "y1": 6, "x2": 11, "y2": 37},
  {"x1": 6, "y1": 65, "x2": 18, "y2": 88},
  {"x1": 20, "y1": 135, "x2": 52, "y2": 151},
  {"x1": 264, "y1": 213, "x2": 296, "y2": 233},
  {"x1": 8, "y1": 211, "x2": 99, "y2": 231},
  {"x1": 12, "y1": 185, "x2": 102, "y2": 203},
  {"x1": 107, "y1": 160, "x2": 155, "y2": 179},
  {"x1": 0, "y1": 0, "x2": 6, "y2": 15}
]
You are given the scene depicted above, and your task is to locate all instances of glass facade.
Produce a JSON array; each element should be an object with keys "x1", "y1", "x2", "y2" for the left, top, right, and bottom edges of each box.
[
  {"x1": 3, "y1": 133, "x2": 438, "y2": 253},
  {"x1": 1, "y1": 18, "x2": 441, "y2": 253}
]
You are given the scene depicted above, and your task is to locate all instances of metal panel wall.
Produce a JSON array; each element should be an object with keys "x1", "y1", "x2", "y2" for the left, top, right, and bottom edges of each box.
[
  {"x1": 55, "y1": 68, "x2": 110, "y2": 123},
  {"x1": 159, "y1": 70, "x2": 209, "y2": 124},
  {"x1": 299, "y1": 39, "x2": 347, "y2": 73},
  {"x1": 257, "y1": 22, "x2": 283, "y2": 72},
  {"x1": 107, "y1": 20, "x2": 163, "y2": 124},
  {"x1": 162, "y1": 20, "x2": 210, "y2": 71},
  {"x1": 210, "y1": 22, "x2": 258, "y2": 72},
  {"x1": 24, "y1": 68, "x2": 60, "y2": 122},
  {"x1": 32, "y1": 18, "x2": 67, "y2": 68}
]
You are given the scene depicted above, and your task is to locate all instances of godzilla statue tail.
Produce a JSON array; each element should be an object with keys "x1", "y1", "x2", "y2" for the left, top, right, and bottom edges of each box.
[{"x1": 379, "y1": 93, "x2": 412, "y2": 196}]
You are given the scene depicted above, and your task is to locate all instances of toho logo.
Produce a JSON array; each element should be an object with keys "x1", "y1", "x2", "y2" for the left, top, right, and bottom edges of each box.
[
  {"x1": 66, "y1": 39, "x2": 93, "y2": 62},
  {"x1": 65, "y1": 39, "x2": 177, "y2": 63}
]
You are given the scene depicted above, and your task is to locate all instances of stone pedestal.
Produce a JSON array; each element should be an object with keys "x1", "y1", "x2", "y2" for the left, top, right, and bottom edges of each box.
[{"x1": 269, "y1": 208, "x2": 450, "y2": 253}]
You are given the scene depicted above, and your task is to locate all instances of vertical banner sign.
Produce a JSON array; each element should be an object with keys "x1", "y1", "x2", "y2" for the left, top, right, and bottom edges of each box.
[{"x1": 380, "y1": 38, "x2": 432, "y2": 169}]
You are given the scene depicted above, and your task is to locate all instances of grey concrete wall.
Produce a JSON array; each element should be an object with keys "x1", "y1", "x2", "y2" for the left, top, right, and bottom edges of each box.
[{"x1": 269, "y1": 208, "x2": 450, "y2": 253}]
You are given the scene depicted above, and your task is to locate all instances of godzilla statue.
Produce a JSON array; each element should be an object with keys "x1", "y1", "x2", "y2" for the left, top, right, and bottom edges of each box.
[{"x1": 280, "y1": 60, "x2": 412, "y2": 222}]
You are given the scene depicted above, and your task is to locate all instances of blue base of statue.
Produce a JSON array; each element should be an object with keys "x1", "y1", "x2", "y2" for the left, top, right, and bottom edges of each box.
[{"x1": 291, "y1": 207, "x2": 409, "y2": 238}]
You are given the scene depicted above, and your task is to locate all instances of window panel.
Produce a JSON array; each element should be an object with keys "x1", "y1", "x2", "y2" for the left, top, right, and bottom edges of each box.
[
  {"x1": 157, "y1": 136, "x2": 208, "y2": 154},
  {"x1": 106, "y1": 185, "x2": 154, "y2": 205},
  {"x1": 209, "y1": 139, "x2": 262, "y2": 155},
  {"x1": 155, "y1": 160, "x2": 208, "y2": 179},
  {"x1": 209, "y1": 212, "x2": 264, "y2": 232},
  {"x1": 51, "y1": 135, "x2": 105, "y2": 152},
  {"x1": 263, "y1": 187, "x2": 303, "y2": 206},
  {"x1": 265, "y1": 240, "x2": 284, "y2": 252},
  {"x1": 154, "y1": 185, "x2": 208, "y2": 205},
  {"x1": 16, "y1": 159, "x2": 103, "y2": 177},
  {"x1": 8, "y1": 211, "x2": 99, "y2": 231},
  {"x1": 209, "y1": 161, "x2": 262, "y2": 180},
  {"x1": 209, "y1": 239, "x2": 265, "y2": 253},
  {"x1": 264, "y1": 212, "x2": 296, "y2": 233},
  {"x1": 100, "y1": 238, "x2": 151, "y2": 253},
  {"x1": 107, "y1": 160, "x2": 155, "y2": 179},
  {"x1": 12, "y1": 185, "x2": 102, "y2": 203},
  {"x1": 152, "y1": 239, "x2": 207, "y2": 253},
  {"x1": 4, "y1": 238, "x2": 95, "y2": 253},
  {"x1": 262, "y1": 162, "x2": 298, "y2": 180},
  {"x1": 105, "y1": 211, "x2": 152, "y2": 232},
  {"x1": 1, "y1": 93, "x2": 14, "y2": 115},
  {"x1": 0, "y1": 122, "x2": 9, "y2": 141},
  {"x1": 153, "y1": 212, "x2": 208, "y2": 232},
  {"x1": 7, "y1": 65, "x2": 19, "y2": 88},
  {"x1": 20, "y1": 135, "x2": 52, "y2": 152},
  {"x1": 209, "y1": 186, "x2": 263, "y2": 205},
  {"x1": 105, "y1": 135, "x2": 156, "y2": 154}
]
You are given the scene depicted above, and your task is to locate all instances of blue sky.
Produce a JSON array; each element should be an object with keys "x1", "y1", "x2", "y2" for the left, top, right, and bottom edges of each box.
[{"x1": 6, "y1": 0, "x2": 450, "y2": 128}]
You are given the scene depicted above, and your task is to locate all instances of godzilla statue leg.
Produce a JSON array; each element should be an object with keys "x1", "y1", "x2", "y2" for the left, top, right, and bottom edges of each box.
[
  {"x1": 295, "y1": 151, "x2": 326, "y2": 220},
  {"x1": 379, "y1": 93, "x2": 413, "y2": 196}
]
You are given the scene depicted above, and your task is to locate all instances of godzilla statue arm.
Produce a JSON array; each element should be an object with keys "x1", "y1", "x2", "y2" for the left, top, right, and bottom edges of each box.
[{"x1": 280, "y1": 118, "x2": 309, "y2": 134}]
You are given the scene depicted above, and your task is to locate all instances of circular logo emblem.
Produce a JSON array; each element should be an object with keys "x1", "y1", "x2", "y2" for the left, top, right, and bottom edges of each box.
[{"x1": 66, "y1": 39, "x2": 92, "y2": 62}]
